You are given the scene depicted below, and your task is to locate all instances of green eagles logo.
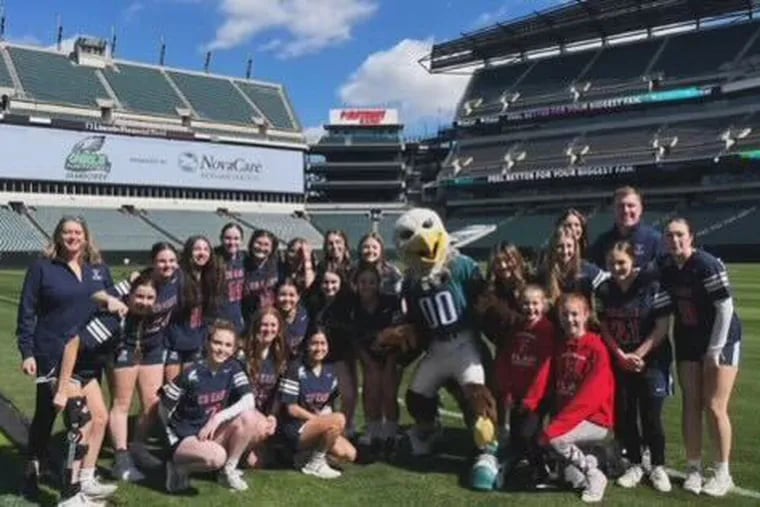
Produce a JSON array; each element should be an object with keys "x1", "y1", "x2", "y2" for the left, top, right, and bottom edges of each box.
[{"x1": 65, "y1": 135, "x2": 112, "y2": 173}]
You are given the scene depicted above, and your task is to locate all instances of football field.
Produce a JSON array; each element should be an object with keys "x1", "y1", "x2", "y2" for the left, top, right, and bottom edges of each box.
[{"x1": 0, "y1": 265, "x2": 758, "y2": 506}]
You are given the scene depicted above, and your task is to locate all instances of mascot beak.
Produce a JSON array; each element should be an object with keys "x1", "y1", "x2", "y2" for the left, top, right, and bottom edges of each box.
[{"x1": 408, "y1": 230, "x2": 446, "y2": 267}]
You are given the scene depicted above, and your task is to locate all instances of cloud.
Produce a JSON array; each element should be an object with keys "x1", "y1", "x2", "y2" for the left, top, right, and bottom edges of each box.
[
  {"x1": 47, "y1": 35, "x2": 83, "y2": 54},
  {"x1": 303, "y1": 125, "x2": 326, "y2": 143},
  {"x1": 123, "y1": 2, "x2": 145, "y2": 22},
  {"x1": 472, "y1": 5, "x2": 511, "y2": 29},
  {"x1": 206, "y1": 0, "x2": 377, "y2": 57},
  {"x1": 5, "y1": 34, "x2": 41, "y2": 46},
  {"x1": 338, "y1": 38, "x2": 469, "y2": 129}
]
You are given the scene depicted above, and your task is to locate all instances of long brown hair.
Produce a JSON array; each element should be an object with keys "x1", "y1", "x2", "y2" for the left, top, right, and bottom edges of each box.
[
  {"x1": 543, "y1": 227, "x2": 582, "y2": 304},
  {"x1": 556, "y1": 208, "x2": 588, "y2": 258},
  {"x1": 322, "y1": 229, "x2": 352, "y2": 274},
  {"x1": 245, "y1": 307, "x2": 287, "y2": 378},
  {"x1": 179, "y1": 235, "x2": 222, "y2": 319},
  {"x1": 45, "y1": 216, "x2": 103, "y2": 264},
  {"x1": 486, "y1": 241, "x2": 529, "y2": 293}
]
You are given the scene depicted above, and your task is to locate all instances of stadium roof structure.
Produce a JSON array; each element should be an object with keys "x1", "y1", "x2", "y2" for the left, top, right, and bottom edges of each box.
[{"x1": 429, "y1": 0, "x2": 760, "y2": 71}]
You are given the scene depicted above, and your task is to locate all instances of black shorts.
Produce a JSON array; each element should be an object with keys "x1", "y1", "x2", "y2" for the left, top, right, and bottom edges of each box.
[
  {"x1": 165, "y1": 348, "x2": 203, "y2": 366},
  {"x1": 675, "y1": 338, "x2": 741, "y2": 367},
  {"x1": 280, "y1": 420, "x2": 305, "y2": 450},
  {"x1": 113, "y1": 342, "x2": 165, "y2": 368},
  {"x1": 35, "y1": 356, "x2": 101, "y2": 387}
]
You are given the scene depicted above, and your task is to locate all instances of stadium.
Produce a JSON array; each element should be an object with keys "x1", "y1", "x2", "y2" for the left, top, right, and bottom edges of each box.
[{"x1": 1, "y1": 0, "x2": 760, "y2": 505}]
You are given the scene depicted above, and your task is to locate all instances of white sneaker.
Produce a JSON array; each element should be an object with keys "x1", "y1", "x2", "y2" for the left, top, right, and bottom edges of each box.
[
  {"x1": 80, "y1": 476, "x2": 118, "y2": 499},
  {"x1": 563, "y1": 464, "x2": 587, "y2": 490},
  {"x1": 649, "y1": 466, "x2": 672, "y2": 492},
  {"x1": 218, "y1": 467, "x2": 249, "y2": 492},
  {"x1": 683, "y1": 469, "x2": 703, "y2": 495},
  {"x1": 581, "y1": 467, "x2": 608, "y2": 503},
  {"x1": 165, "y1": 461, "x2": 191, "y2": 493},
  {"x1": 617, "y1": 465, "x2": 644, "y2": 488},
  {"x1": 301, "y1": 456, "x2": 342, "y2": 479},
  {"x1": 702, "y1": 473, "x2": 734, "y2": 497},
  {"x1": 57, "y1": 492, "x2": 105, "y2": 507}
]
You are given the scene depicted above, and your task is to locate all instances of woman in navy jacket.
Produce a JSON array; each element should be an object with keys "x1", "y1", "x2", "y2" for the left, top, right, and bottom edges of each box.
[{"x1": 16, "y1": 216, "x2": 115, "y2": 500}]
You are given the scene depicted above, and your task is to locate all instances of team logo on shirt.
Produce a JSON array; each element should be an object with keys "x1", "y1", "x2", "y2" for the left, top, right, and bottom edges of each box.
[{"x1": 91, "y1": 268, "x2": 103, "y2": 281}]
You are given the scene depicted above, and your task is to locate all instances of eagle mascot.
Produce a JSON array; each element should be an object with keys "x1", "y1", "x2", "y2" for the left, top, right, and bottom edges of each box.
[{"x1": 377, "y1": 208, "x2": 518, "y2": 490}]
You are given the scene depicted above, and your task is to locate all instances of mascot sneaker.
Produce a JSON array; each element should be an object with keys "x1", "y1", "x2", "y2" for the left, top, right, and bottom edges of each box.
[{"x1": 470, "y1": 452, "x2": 499, "y2": 491}]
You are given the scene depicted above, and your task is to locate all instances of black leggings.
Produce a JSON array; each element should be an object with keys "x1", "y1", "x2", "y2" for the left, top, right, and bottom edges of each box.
[
  {"x1": 28, "y1": 382, "x2": 58, "y2": 461},
  {"x1": 615, "y1": 371, "x2": 666, "y2": 467}
]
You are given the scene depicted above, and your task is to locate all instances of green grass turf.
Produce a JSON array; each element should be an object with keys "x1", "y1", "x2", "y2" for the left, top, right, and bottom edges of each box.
[{"x1": 0, "y1": 266, "x2": 758, "y2": 505}]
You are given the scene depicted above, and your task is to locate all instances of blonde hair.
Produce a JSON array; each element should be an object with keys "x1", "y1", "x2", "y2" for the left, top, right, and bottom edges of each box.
[
  {"x1": 45, "y1": 216, "x2": 102, "y2": 265},
  {"x1": 543, "y1": 227, "x2": 582, "y2": 304}
]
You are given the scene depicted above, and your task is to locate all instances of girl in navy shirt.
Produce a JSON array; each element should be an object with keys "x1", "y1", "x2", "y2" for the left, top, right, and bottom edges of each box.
[
  {"x1": 279, "y1": 328, "x2": 357, "y2": 479},
  {"x1": 596, "y1": 241, "x2": 673, "y2": 493},
  {"x1": 55, "y1": 273, "x2": 159, "y2": 500},
  {"x1": 659, "y1": 218, "x2": 742, "y2": 497},
  {"x1": 276, "y1": 279, "x2": 310, "y2": 361},
  {"x1": 17, "y1": 216, "x2": 114, "y2": 501},
  {"x1": 166, "y1": 235, "x2": 221, "y2": 382},
  {"x1": 319, "y1": 230, "x2": 352, "y2": 281},
  {"x1": 351, "y1": 265, "x2": 402, "y2": 452},
  {"x1": 354, "y1": 233, "x2": 402, "y2": 297},
  {"x1": 107, "y1": 242, "x2": 181, "y2": 480},
  {"x1": 216, "y1": 223, "x2": 246, "y2": 334},
  {"x1": 161, "y1": 321, "x2": 275, "y2": 493},
  {"x1": 243, "y1": 229, "x2": 281, "y2": 326},
  {"x1": 304, "y1": 269, "x2": 356, "y2": 438},
  {"x1": 539, "y1": 227, "x2": 607, "y2": 306}
]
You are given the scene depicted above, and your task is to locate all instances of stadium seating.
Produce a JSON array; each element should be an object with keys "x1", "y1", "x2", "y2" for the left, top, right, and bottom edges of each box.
[
  {"x1": 236, "y1": 213, "x2": 323, "y2": 246},
  {"x1": 140, "y1": 209, "x2": 232, "y2": 244},
  {"x1": 8, "y1": 47, "x2": 108, "y2": 107},
  {"x1": 650, "y1": 22, "x2": 758, "y2": 80},
  {"x1": 581, "y1": 38, "x2": 663, "y2": 88},
  {"x1": 464, "y1": 61, "x2": 533, "y2": 106},
  {"x1": 102, "y1": 64, "x2": 184, "y2": 117},
  {"x1": 697, "y1": 203, "x2": 760, "y2": 245},
  {"x1": 516, "y1": 51, "x2": 596, "y2": 98},
  {"x1": 166, "y1": 71, "x2": 260, "y2": 125},
  {"x1": 0, "y1": 207, "x2": 46, "y2": 252},
  {"x1": 234, "y1": 82, "x2": 297, "y2": 131},
  {"x1": 0, "y1": 50, "x2": 14, "y2": 88},
  {"x1": 30, "y1": 206, "x2": 169, "y2": 252}
]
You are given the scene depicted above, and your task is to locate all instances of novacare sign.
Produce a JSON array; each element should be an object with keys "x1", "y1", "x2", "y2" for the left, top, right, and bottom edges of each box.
[{"x1": 0, "y1": 124, "x2": 304, "y2": 193}]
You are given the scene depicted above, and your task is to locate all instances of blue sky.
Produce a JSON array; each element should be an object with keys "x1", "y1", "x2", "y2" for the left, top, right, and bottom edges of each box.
[{"x1": 1, "y1": 0, "x2": 560, "y2": 135}]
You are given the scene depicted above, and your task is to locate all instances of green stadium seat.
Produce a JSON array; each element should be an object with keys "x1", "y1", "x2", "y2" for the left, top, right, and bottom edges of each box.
[
  {"x1": 234, "y1": 82, "x2": 297, "y2": 130},
  {"x1": 142, "y1": 209, "x2": 232, "y2": 244},
  {"x1": 237, "y1": 213, "x2": 323, "y2": 246},
  {"x1": 103, "y1": 64, "x2": 184, "y2": 117},
  {"x1": 166, "y1": 71, "x2": 260, "y2": 124},
  {"x1": 8, "y1": 47, "x2": 108, "y2": 107},
  {"x1": 0, "y1": 207, "x2": 46, "y2": 252},
  {"x1": 309, "y1": 213, "x2": 400, "y2": 249},
  {"x1": 32, "y1": 206, "x2": 169, "y2": 252}
]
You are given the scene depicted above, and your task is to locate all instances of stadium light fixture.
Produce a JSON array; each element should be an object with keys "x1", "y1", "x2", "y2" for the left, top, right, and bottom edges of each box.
[
  {"x1": 503, "y1": 144, "x2": 527, "y2": 172},
  {"x1": 451, "y1": 156, "x2": 474, "y2": 176},
  {"x1": 499, "y1": 91, "x2": 520, "y2": 112},
  {"x1": 463, "y1": 98, "x2": 483, "y2": 115},
  {"x1": 569, "y1": 81, "x2": 591, "y2": 102},
  {"x1": 566, "y1": 139, "x2": 590, "y2": 165}
]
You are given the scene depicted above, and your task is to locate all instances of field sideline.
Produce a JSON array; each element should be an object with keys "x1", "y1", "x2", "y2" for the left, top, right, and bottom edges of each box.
[{"x1": 0, "y1": 265, "x2": 757, "y2": 506}]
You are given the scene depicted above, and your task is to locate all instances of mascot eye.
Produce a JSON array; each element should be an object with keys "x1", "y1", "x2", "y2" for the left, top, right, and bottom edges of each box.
[
  {"x1": 399, "y1": 229, "x2": 413, "y2": 241},
  {"x1": 422, "y1": 219, "x2": 434, "y2": 229}
]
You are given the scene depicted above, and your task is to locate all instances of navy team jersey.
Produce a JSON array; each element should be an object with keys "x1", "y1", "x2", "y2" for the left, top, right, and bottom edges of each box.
[
  {"x1": 595, "y1": 273, "x2": 673, "y2": 366},
  {"x1": 218, "y1": 251, "x2": 246, "y2": 333},
  {"x1": 163, "y1": 358, "x2": 252, "y2": 444},
  {"x1": 403, "y1": 254, "x2": 482, "y2": 341},
  {"x1": 250, "y1": 353, "x2": 282, "y2": 414},
  {"x1": 111, "y1": 275, "x2": 180, "y2": 348},
  {"x1": 284, "y1": 305, "x2": 310, "y2": 361},
  {"x1": 167, "y1": 273, "x2": 210, "y2": 353},
  {"x1": 244, "y1": 258, "x2": 281, "y2": 316},
  {"x1": 590, "y1": 223, "x2": 662, "y2": 269},
  {"x1": 658, "y1": 250, "x2": 742, "y2": 355},
  {"x1": 17, "y1": 259, "x2": 114, "y2": 368},
  {"x1": 279, "y1": 361, "x2": 339, "y2": 417},
  {"x1": 350, "y1": 294, "x2": 401, "y2": 351}
]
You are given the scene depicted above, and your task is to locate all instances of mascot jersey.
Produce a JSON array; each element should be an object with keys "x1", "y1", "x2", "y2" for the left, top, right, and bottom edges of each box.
[{"x1": 403, "y1": 254, "x2": 482, "y2": 341}]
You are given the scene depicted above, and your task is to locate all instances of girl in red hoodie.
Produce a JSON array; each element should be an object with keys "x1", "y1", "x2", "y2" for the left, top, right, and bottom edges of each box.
[
  {"x1": 522, "y1": 293, "x2": 615, "y2": 503},
  {"x1": 494, "y1": 285, "x2": 555, "y2": 480}
]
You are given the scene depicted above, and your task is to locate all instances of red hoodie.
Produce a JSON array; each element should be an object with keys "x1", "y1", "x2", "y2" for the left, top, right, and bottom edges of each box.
[
  {"x1": 495, "y1": 316, "x2": 556, "y2": 405},
  {"x1": 523, "y1": 331, "x2": 615, "y2": 441}
]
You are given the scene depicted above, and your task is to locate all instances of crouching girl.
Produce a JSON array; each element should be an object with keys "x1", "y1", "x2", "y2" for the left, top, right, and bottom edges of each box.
[
  {"x1": 161, "y1": 320, "x2": 275, "y2": 493},
  {"x1": 522, "y1": 293, "x2": 615, "y2": 503}
]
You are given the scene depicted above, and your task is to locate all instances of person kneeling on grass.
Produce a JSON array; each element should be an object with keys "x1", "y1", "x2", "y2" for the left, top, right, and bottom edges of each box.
[
  {"x1": 521, "y1": 293, "x2": 615, "y2": 504},
  {"x1": 279, "y1": 327, "x2": 357, "y2": 479},
  {"x1": 160, "y1": 320, "x2": 276, "y2": 493}
]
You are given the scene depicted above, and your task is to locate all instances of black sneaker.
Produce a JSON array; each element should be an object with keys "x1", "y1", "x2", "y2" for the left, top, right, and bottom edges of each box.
[{"x1": 20, "y1": 460, "x2": 40, "y2": 501}]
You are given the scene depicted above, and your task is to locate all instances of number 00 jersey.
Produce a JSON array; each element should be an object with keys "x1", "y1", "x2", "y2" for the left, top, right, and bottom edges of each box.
[{"x1": 402, "y1": 255, "x2": 482, "y2": 341}]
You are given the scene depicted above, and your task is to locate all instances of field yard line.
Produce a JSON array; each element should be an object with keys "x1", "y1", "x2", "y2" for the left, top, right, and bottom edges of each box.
[{"x1": 400, "y1": 396, "x2": 760, "y2": 499}]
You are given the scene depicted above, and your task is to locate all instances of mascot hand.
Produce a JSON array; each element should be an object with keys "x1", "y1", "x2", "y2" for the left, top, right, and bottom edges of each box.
[
  {"x1": 463, "y1": 384, "x2": 497, "y2": 429},
  {"x1": 374, "y1": 324, "x2": 421, "y2": 355}
]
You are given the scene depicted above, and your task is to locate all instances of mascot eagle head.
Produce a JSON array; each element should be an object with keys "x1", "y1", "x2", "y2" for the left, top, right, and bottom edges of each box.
[{"x1": 394, "y1": 208, "x2": 450, "y2": 277}]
